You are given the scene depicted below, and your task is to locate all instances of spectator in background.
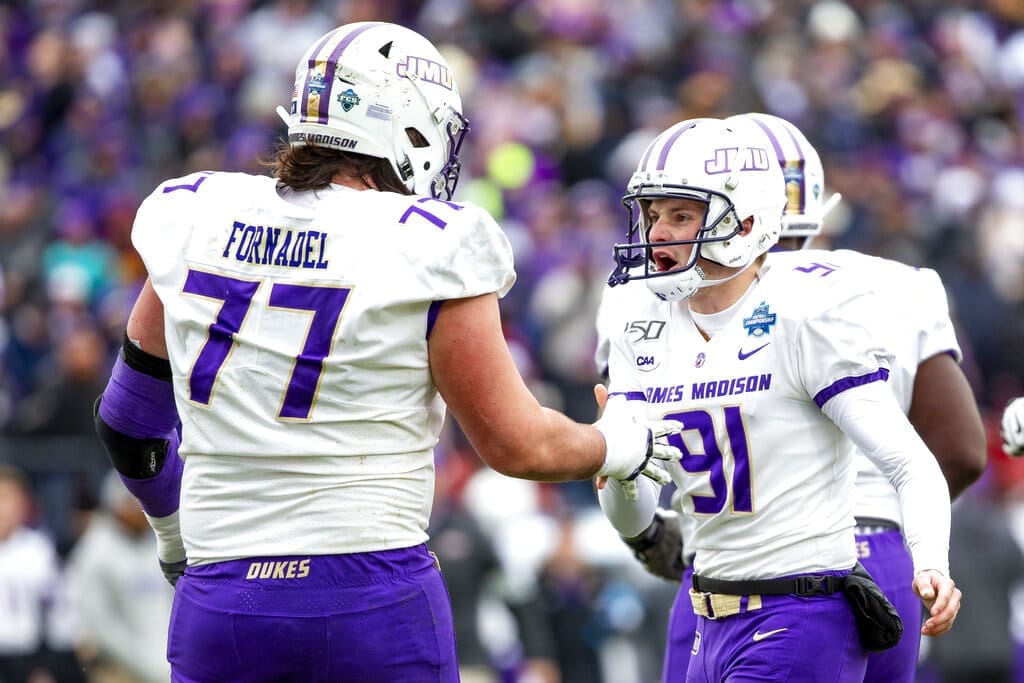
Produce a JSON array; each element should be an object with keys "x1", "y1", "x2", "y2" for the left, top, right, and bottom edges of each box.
[
  {"x1": 11, "y1": 323, "x2": 110, "y2": 556},
  {"x1": 1, "y1": 3, "x2": 1023, "y2": 679},
  {"x1": 0, "y1": 464, "x2": 63, "y2": 683},
  {"x1": 924, "y1": 476, "x2": 1024, "y2": 683},
  {"x1": 67, "y1": 470, "x2": 173, "y2": 683},
  {"x1": 430, "y1": 448, "x2": 559, "y2": 683}
]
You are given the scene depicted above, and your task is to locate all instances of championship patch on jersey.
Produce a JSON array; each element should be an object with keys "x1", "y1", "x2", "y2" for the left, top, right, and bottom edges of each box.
[{"x1": 742, "y1": 301, "x2": 777, "y2": 337}]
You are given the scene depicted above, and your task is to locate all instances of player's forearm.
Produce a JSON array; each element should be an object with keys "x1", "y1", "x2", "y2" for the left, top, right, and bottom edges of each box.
[
  {"x1": 95, "y1": 336, "x2": 182, "y2": 518},
  {"x1": 597, "y1": 477, "x2": 659, "y2": 537},
  {"x1": 474, "y1": 407, "x2": 605, "y2": 481},
  {"x1": 824, "y1": 382, "x2": 951, "y2": 574}
]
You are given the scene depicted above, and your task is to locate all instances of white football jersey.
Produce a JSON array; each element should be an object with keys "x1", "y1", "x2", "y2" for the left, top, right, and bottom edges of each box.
[
  {"x1": 605, "y1": 253, "x2": 897, "y2": 580},
  {"x1": 770, "y1": 249, "x2": 961, "y2": 526},
  {"x1": 0, "y1": 528, "x2": 59, "y2": 653},
  {"x1": 597, "y1": 250, "x2": 961, "y2": 572},
  {"x1": 132, "y1": 171, "x2": 515, "y2": 564}
]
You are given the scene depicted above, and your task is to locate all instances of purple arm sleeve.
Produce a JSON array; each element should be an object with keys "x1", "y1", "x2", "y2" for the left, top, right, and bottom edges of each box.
[{"x1": 98, "y1": 354, "x2": 182, "y2": 517}]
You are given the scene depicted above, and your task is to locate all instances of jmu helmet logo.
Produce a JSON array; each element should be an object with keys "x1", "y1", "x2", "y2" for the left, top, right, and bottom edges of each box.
[
  {"x1": 705, "y1": 146, "x2": 772, "y2": 175},
  {"x1": 396, "y1": 56, "x2": 453, "y2": 90},
  {"x1": 337, "y1": 88, "x2": 361, "y2": 112},
  {"x1": 742, "y1": 301, "x2": 777, "y2": 337}
]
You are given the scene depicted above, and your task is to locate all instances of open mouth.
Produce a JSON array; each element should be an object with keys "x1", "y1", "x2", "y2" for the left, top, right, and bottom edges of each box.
[{"x1": 652, "y1": 250, "x2": 678, "y2": 272}]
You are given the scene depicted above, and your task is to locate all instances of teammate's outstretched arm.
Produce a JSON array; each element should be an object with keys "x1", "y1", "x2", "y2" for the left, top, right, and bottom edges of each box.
[
  {"x1": 908, "y1": 353, "x2": 986, "y2": 497},
  {"x1": 429, "y1": 293, "x2": 680, "y2": 483}
]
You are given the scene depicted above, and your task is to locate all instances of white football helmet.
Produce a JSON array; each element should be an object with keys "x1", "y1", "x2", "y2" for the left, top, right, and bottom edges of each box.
[
  {"x1": 726, "y1": 112, "x2": 840, "y2": 248},
  {"x1": 610, "y1": 118, "x2": 787, "y2": 301},
  {"x1": 278, "y1": 22, "x2": 468, "y2": 200}
]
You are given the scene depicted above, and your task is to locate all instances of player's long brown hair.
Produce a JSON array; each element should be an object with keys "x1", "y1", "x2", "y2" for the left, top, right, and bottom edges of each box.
[{"x1": 268, "y1": 142, "x2": 411, "y2": 194}]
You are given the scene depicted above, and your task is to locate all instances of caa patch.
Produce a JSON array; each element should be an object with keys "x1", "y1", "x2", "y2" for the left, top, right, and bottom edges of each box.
[
  {"x1": 635, "y1": 354, "x2": 659, "y2": 372},
  {"x1": 742, "y1": 301, "x2": 776, "y2": 337}
]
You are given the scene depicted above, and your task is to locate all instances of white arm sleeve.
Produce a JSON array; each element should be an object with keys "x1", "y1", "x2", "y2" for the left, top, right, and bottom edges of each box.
[
  {"x1": 596, "y1": 476, "x2": 660, "y2": 538},
  {"x1": 822, "y1": 380, "x2": 950, "y2": 575}
]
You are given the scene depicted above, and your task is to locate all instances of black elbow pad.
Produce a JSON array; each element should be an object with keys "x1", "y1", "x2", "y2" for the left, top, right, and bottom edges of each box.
[{"x1": 93, "y1": 397, "x2": 170, "y2": 479}]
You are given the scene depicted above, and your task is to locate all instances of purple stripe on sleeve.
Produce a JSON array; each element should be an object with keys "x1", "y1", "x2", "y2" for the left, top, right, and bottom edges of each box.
[
  {"x1": 655, "y1": 122, "x2": 698, "y2": 170},
  {"x1": 608, "y1": 391, "x2": 648, "y2": 402},
  {"x1": 813, "y1": 368, "x2": 890, "y2": 408},
  {"x1": 162, "y1": 173, "x2": 212, "y2": 194},
  {"x1": 316, "y1": 22, "x2": 383, "y2": 124},
  {"x1": 426, "y1": 300, "x2": 443, "y2": 339}
]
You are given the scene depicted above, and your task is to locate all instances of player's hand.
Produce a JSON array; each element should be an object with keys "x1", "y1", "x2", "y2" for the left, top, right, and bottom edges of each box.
[
  {"x1": 621, "y1": 508, "x2": 686, "y2": 581},
  {"x1": 592, "y1": 385, "x2": 681, "y2": 492},
  {"x1": 1001, "y1": 397, "x2": 1024, "y2": 456},
  {"x1": 592, "y1": 384, "x2": 672, "y2": 500},
  {"x1": 913, "y1": 569, "x2": 961, "y2": 636},
  {"x1": 159, "y1": 558, "x2": 186, "y2": 587}
]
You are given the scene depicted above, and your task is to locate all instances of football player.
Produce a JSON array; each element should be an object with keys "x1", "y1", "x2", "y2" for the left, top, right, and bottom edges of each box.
[
  {"x1": 597, "y1": 112, "x2": 986, "y2": 683},
  {"x1": 93, "y1": 21, "x2": 682, "y2": 683},
  {"x1": 595, "y1": 116, "x2": 963, "y2": 682}
]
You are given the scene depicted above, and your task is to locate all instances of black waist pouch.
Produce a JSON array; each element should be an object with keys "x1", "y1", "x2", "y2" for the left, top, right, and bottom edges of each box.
[{"x1": 841, "y1": 562, "x2": 903, "y2": 651}]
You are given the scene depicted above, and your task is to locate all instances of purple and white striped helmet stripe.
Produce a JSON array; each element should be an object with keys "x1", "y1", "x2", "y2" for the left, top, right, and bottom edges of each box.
[
  {"x1": 300, "y1": 22, "x2": 384, "y2": 124},
  {"x1": 751, "y1": 116, "x2": 807, "y2": 214},
  {"x1": 655, "y1": 121, "x2": 698, "y2": 171}
]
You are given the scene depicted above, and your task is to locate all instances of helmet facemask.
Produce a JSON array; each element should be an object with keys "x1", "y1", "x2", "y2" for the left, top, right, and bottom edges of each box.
[
  {"x1": 608, "y1": 118, "x2": 786, "y2": 302},
  {"x1": 610, "y1": 183, "x2": 743, "y2": 301}
]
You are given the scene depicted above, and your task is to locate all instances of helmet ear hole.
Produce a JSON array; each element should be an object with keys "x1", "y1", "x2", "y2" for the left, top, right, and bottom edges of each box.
[{"x1": 406, "y1": 128, "x2": 429, "y2": 148}]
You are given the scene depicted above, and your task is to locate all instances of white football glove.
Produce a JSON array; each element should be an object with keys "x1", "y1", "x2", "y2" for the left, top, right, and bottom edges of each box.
[
  {"x1": 593, "y1": 414, "x2": 682, "y2": 492},
  {"x1": 1002, "y1": 397, "x2": 1024, "y2": 457}
]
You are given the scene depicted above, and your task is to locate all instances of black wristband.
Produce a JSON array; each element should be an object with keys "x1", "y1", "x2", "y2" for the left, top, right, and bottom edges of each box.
[
  {"x1": 622, "y1": 512, "x2": 664, "y2": 551},
  {"x1": 122, "y1": 333, "x2": 172, "y2": 381}
]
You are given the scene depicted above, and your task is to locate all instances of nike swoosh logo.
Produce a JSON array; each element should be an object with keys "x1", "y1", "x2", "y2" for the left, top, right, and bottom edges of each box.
[
  {"x1": 752, "y1": 627, "x2": 788, "y2": 642},
  {"x1": 738, "y1": 342, "x2": 770, "y2": 360}
]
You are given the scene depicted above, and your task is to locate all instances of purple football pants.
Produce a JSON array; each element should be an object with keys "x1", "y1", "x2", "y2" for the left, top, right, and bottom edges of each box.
[
  {"x1": 663, "y1": 566, "x2": 696, "y2": 683},
  {"x1": 167, "y1": 544, "x2": 458, "y2": 682},
  {"x1": 663, "y1": 532, "x2": 916, "y2": 683},
  {"x1": 857, "y1": 528, "x2": 920, "y2": 683},
  {"x1": 662, "y1": 569, "x2": 866, "y2": 683}
]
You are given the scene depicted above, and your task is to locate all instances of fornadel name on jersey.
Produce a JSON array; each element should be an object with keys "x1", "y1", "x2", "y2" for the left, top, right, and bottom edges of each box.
[
  {"x1": 222, "y1": 220, "x2": 330, "y2": 270},
  {"x1": 645, "y1": 373, "x2": 773, "y2": 404}
]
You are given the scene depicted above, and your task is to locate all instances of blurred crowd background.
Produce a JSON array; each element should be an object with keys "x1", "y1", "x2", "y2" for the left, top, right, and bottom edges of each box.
[{"x1": 0, "y1": 0, "x2": 1023, "y2": 681}]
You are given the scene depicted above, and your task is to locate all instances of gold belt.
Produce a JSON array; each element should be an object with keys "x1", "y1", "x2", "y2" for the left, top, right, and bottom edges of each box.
[{"x1": 689, "y1": 588, "x2": 764, "y2": 619}]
